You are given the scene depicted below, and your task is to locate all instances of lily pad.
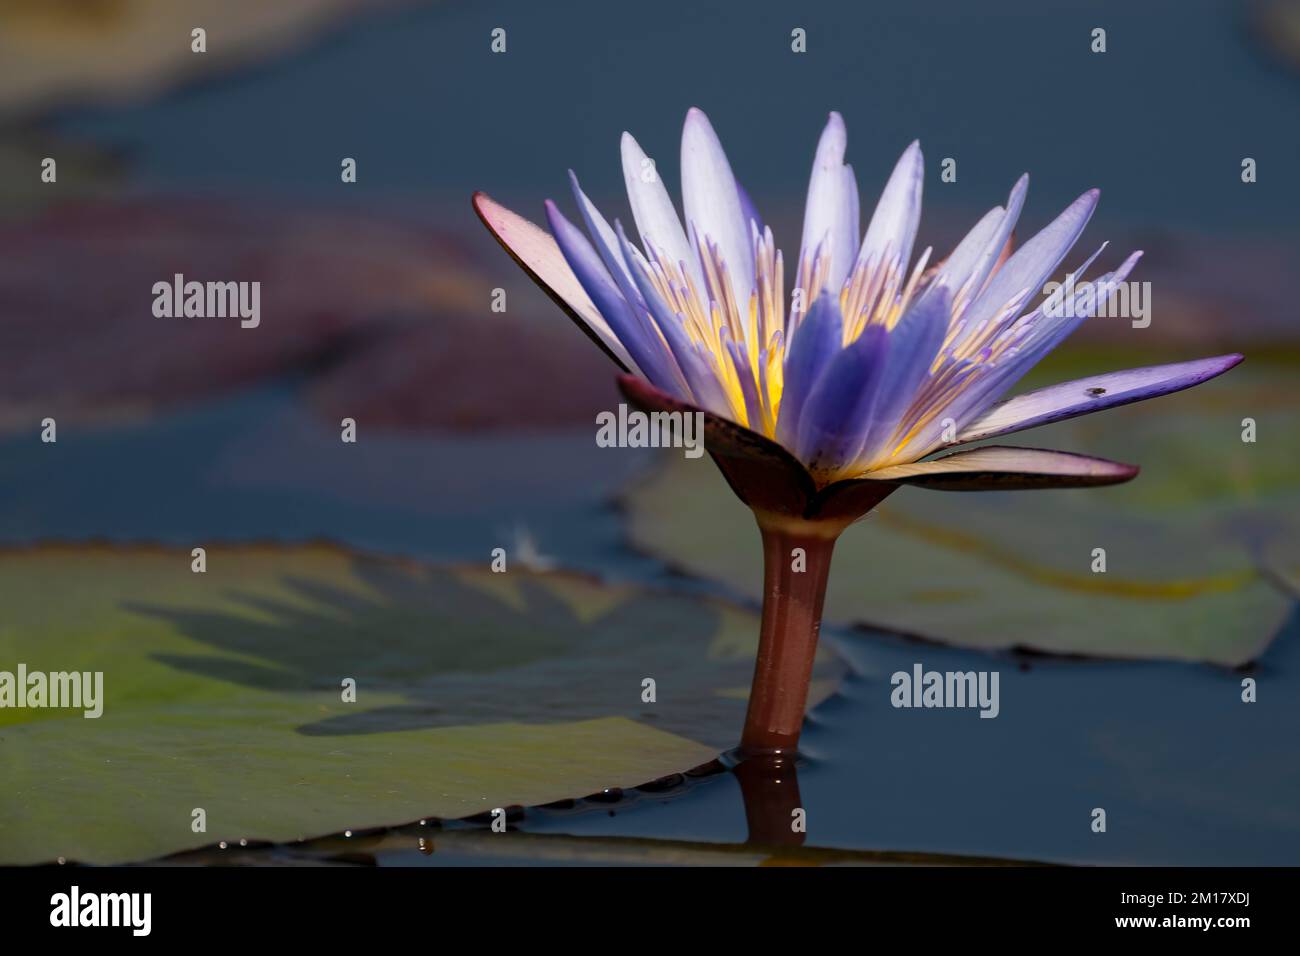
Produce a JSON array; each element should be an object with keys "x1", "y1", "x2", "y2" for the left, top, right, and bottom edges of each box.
[
  {"x1": 257, "y1": 828, "x2": 1037, "y2": 867},
  {"x1": 0, "y1": 200, "x2": 613, "y2": 434},
  {"x1": 622, "y1": 358, "x2": 1298, "y2": 665},
  {"x1": 0, "y1": 0, "x2": 401, "y2": 119},
  {"x1": 0, "y1": 544, "x2": 839, "y2": 865},
  {"x1": 0, "y1": 131, "x2": 124, "y2": 219}
]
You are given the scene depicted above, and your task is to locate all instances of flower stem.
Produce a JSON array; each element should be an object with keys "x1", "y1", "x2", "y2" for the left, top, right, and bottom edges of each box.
[
  {"x1": 739, "y1": 515, "x2": 841, "y2": 756},
  {"x1": 733, "y1": 752, "x2": 804, "y2": 845}
]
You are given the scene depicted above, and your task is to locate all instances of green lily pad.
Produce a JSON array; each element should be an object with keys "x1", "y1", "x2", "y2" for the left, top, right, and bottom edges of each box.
[
  {"x1": 0, "y1": 545, "x2": 838, "y2": 865},
  {"x1": 623, "y1": 357, "x2": 1299, "y2": 665}
]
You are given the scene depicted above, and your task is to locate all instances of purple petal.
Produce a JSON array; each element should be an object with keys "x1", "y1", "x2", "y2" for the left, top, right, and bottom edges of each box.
[
  {"x1": 569, "y1": 170, "x2": 639, "y2": 300},
  {"x1": 865, "y1": 445, "x2": 1139, "y2": 490},
  {"x1": 726, "y1": 338, "x2": 765, "y2": 429},
  {"x1": 1020, "y1": 250, "x2": 1144, "y2": 356},
  {"x1": 614, "y1": 220, "x2": 731, "y2": 414},
  {"x1": 930, "y1": 205, "x2": 1006, "y2": 298},
  {"x1": 957, "y1": 354, "x2": 1245, "y2": 442},
  {"x1": 775, "y1": 290, "x2": 844, "y2": 449},
  {"x1": 795, "y1": 324, "x2": 889, "y2": 474},
  {"x1": 966, "y1": 249, "x2": 1147, "y2": 415},
  {"x1": 913, "y1": 249, "x2": 1147, "y2": 454},
  {"x1": 856, "y1": 284, "x2": 953, "y2": 463},
  {"x1": 680, "y1": 107, "x2": 754, "y2": 306},
  {"x1": 961, "y1": 187, "x2": 1099, "y2": 331},
  {"x1": 799, "y1": 112, "x2": 860, "y2": 292},
  {"x1": 473, "y1": 192, "x2": 638, "y2": 373},
  {"x1": 958, "y1": 174, "x2": 1028, "y2": 306},
  {"x1": 854, "y1": 140, "x2": 924, "y2": 275},
  {"x1": 544, "y1": 199, "x2": 680, "y2": 392}
]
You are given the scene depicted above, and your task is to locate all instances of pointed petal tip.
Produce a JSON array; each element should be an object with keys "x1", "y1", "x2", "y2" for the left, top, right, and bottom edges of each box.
[
  {"x1": 682, "y1": 108, "x2": 714, "y2": 146},
  {"x1": 1180, "y1": 351, "x2": 1246, "y2": 377},
  {"x1": 1076, "y1": 187, "x2": 1101, "y2": 210},
  {"x1": 820, "y1": 112, "x2": 847, "y2": 149},
  {"x1": 473, "y1": 190, "x2": 510, "y2": 228},
  {"x1": 1110, "y1": 460, "x2": 1141, "y2": 481},
  {"x1": 1117, "y1": 249, "x2": 1144, "y2": 272},
  {"x1": 1204, "y1": 351, "x2": 1245, "y2": 375},
  {"x1": 471, "y1": 190, "x2": 499, "y2": 232},
  {"x1": 619, "y1": 131, "x2": 644, "y2": 160},
  {"x1": 471, "y1": 190, "x2": 500, "y2": 221},
  {"x1": 542, "y1": 198, "x2": 572, "y2": 236}
]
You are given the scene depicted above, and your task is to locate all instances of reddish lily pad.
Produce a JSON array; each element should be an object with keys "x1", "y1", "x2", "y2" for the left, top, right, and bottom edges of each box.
[{"x1": 0, "y1": 199, "x2": 613, "y2": 433}]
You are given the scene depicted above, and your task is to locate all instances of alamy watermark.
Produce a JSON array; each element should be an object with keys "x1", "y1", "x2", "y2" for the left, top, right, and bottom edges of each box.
[
  {"x1": 890, "y1": 663, "x2": 999, "y2": 718},
  {"x1": 50, "y1": 886, "x2": 151, "y2": 936},
  {"x1": 596, "y1": 403, "x2": 705, "y2": 459},
  {"x1": 0, "y1": 664, "x2": 103, "y2": 718},
  {"x1": 1042, "y1": 275, "x2": 1151, "y2": 329},
  {"x1": 152, "y1": 273, "x2": 261, "y2": 328}
]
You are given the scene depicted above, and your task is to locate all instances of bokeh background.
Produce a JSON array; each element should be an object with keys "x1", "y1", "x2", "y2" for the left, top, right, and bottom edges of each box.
[{"x1": 0, "y1": 0, "x2": 1297, "y2": 866}]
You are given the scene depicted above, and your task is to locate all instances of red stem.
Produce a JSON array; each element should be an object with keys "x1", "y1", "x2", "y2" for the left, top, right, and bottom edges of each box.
[
  {"x1": 734, "y1": 753, "x2": 804, "y2": 846},
  {"x1": 739, "y1": 517, "x2": 841, "y2": 755}
]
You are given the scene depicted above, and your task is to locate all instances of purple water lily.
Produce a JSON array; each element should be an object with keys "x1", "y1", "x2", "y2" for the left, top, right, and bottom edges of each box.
[{"x1": 474, "y1": 108, "x2": 1241, "y2": 755}]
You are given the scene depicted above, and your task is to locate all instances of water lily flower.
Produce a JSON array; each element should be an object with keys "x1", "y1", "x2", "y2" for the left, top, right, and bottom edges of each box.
[{"x1": 473, "y1": 108, "x2": 1242, "y2": 756}]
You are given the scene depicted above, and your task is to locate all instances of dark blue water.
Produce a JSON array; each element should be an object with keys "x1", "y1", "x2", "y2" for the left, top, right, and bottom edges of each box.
[{"x1": 56, "y1": 0, "x2": 1300, "y2": 236}]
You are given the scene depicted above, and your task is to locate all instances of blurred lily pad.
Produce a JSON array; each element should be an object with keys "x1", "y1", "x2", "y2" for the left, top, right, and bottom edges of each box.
[
  {"x1": 623, "y1": 357, "x2": 1298, "y2": 665},
  {"x1": 0, "y1": 0, "x2": 403, "y2": 119},
  {"x1": 0, "y1": 200, "x2": 612, "y2": 434},
  {"x1": 262, "y1": 828, "x2": 1036, "y2": 867},
  {"x1": 0, "y1": 544, "x2": 839, "y2": 864},
  {"x1": 0, "y1": 130, "x2": 125, "y2": 219}
]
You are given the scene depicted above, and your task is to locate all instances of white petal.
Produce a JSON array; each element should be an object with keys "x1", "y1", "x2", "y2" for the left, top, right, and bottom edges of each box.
[
  {"x1": 799, "y1": 112, "x2": 860, "y2": 292},
  {"x1": 854, "y1": 140, "x2": 924, "y2": 273},
  {"x1": 620, "y1": 132, "x2": 703, "y2": 290},
  {"x1": 680, "y1": 107, "x2": 755, "y2": 306}
]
